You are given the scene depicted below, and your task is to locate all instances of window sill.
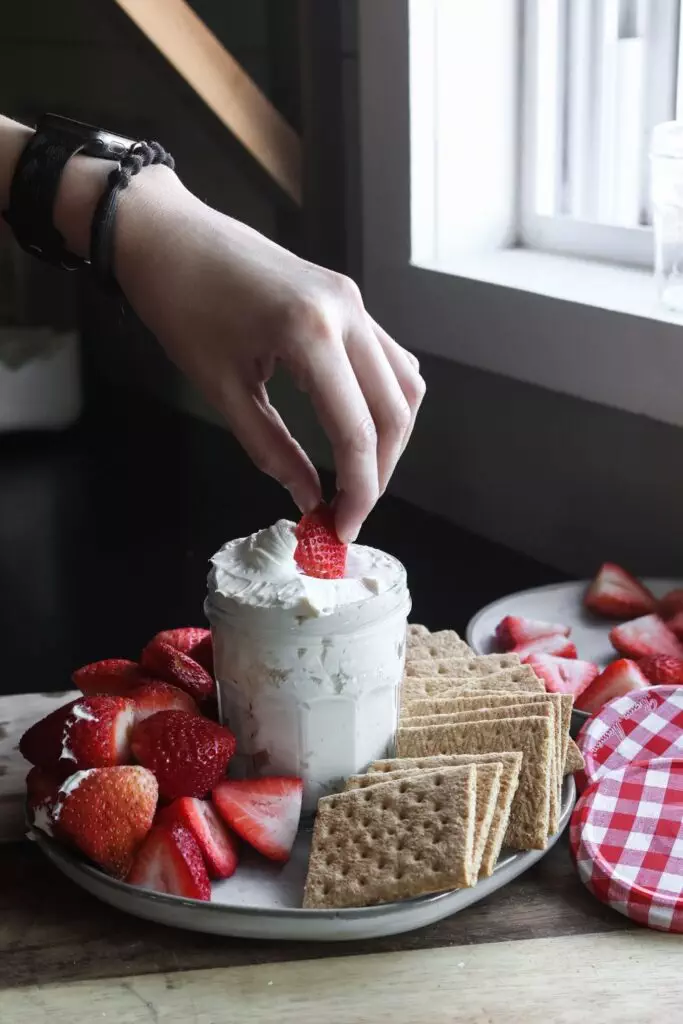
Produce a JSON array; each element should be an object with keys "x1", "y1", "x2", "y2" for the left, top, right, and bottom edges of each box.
[{"x1": 367, "y1": 248, "x2": 683, "y2": 430}]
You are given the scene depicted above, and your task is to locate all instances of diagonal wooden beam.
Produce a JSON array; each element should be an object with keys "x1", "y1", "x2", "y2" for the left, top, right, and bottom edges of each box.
[{"x1": 113, "y1": 0, "x2": 302, "y2": 205}]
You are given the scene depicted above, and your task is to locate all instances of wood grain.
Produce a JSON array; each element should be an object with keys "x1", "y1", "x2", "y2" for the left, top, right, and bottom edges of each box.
[
  {"x1": 114, "y1": 0, "x2": 302, "y2": 203},
  {"x1": 4, "y1": 931, "x2": 679, "y2": 1023}
]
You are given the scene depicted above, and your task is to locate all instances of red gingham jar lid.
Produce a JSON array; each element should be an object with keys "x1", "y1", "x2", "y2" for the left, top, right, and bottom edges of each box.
[
  {"x1": 577, "y1": 685, "x2": 683, "y2": 787},
  {"x1": 570, "y1": 758, "x2": 683, "y2": 932}
]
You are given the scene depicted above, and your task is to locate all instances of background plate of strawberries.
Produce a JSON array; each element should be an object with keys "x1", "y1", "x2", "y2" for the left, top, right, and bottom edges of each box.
[{"x1": 466, "y1": 567, "x2": 683, "y2": 728}]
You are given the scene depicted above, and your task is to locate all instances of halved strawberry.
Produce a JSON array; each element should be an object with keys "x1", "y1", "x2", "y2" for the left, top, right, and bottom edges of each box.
[
  {"x1": 495, "y1": 615, "x2": 570, "y2": 651},
  {"x1": 212, "y1": 776, "x2": 303, "y2": 863},
  {"x1": 127, "y1": 822, "x2": 211, "y2": 900},
  {"x1": 54, "y1": 765, "x2": 158, "y2": 878},
  {"x1": 584, "y1": 563, "x2": 656, "y2": 620},
  {"x1": 141, "y1": 641, "x2": 215, "y2": 704},
  {"x1": 150, "y1": 628, "x2": 214, "y2": 675},
  {"x1": 60, "y1": 696, "x2": 137, "y2": 770},
  {"x1": 127, "y1": 681, "x2": 198, "y2": 723},
  {"x1": 512, "y1": 635, "x2": 577, "y2": 662},
  {"x1": 130, "y1": 710, "x2": 236, "y2": 802},
  {"x1": 610, "y1": 614, "x2": 683, "y2": 660},
  {"x1": 294, "y1": 503, "x2": 347, "y2": 580},
  {"x1": 637, "y1": 654, "x2": 683, "y2": 685},
  {"x1": 526, "y1": 654, "x2": 599, "y2": 698},
  {"x1": 667, "y1": 610, "x2": 683, "y2": 640},
  {"x1": 26, "y1": 765, "x2": 71, "y2": 835},
  {"x1": 73, "y1": 659, "x2": 152, "y2": 697},
  {"x1": 658, "y1": 589, "x2": 683, "y2": 620},
  {"x1": 20, "y1": 700, "x2": 79, "y2": 769},
  {"x1": 157, "y1": 797, "x2": 239, "y2": 879},
  {"x1": 574, "y1": 659, "x2": 650, "y2": 716}
]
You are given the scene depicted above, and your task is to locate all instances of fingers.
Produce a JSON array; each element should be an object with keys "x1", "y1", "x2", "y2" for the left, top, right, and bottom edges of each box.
[
  {"x1": 219, "y1": 379, "x2": 321, "y2": 514},
  {"x1": 345, "y1": 325, "x2": 412, "y2": 496},
  {"x1": 370, "y1": 317, "x2": 426, "y2": 459}
]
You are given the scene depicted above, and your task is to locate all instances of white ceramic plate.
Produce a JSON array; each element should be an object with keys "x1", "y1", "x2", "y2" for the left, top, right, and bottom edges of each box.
[
  {"x1": 31, "y1": 777, "x2": 574, "y2": 942},
  {"x1": 466, "y1": 579, "x2": 683, "y2": 728}
]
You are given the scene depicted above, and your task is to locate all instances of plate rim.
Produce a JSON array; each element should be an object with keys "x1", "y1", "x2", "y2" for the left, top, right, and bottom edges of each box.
[{"x1": 31, "y1": 777, "x2": 576, "y2": 924}]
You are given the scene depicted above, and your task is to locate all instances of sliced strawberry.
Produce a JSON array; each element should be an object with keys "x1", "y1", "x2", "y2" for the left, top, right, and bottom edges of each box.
[
  {"x1": 73, "y1": 659, "x2": 152, "y2": 697},
  {"x1": 584, "y1": 563, "x2": 656, "y2": 620},
  {"x1": 60, "y1": 696, "x2": 137, "y2": 770},
  {"x1": 150, "y1": 628, "x2": 214, "y2": 675},
  {"x1": 658, "y1": 589, "x2": 683, "y2": 620},
  {"x1": 127, "y1": 822, "x2": 211, "y2": 900},
  {"x1": 26, "y1": 765, "x2": 71, "y2": 835},
  {"x1": 20, "y1": 700, "x2": 79, "y2": 769},
  {"x1": 610, "y1": 614, "x2": 683, "y2": 659},
  {"x1": 637, "y1": 654, "x2": 683, "y2": 685},
  {"x1": 294, "y1": 503, "x2": 347, "y2": 580},
  {"x1": 157, "y1": 797, "x2": 239, "y2": 879},
  {"x1": 495, "y1": 615, "x2": 570, "y2": 651},
  {"x1": 212, "y1": 776, "x2": 303, "y2": 863},
  {"x1": 666, "y1": 610, "x2": 683, "y2": 639},
  {"x1": 54, "y1": 765, "x2": 158, "y2": 878},
  {"x1": 512, "y1": 635, "x2": 577, "y2": 661},
  {"x1": 141, "y1": 641, "x2": 215, "y2": 704},
  {"x1": 527, "y1": 654, "x2": 599, "y2": 698},
  {"x1": 127, "y1": 681, "x2": 199, "y2": 723},
  {"x1": 574, "y1": 659, "x2": 650, "y2": 716},
  {"x1": 130, "y1": 710, "x2": 236, "y2": 802}
]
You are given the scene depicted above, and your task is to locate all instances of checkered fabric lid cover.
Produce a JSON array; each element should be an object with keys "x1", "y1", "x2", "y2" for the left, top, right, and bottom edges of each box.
[
  {"x1": 576, "y1": 686, "x2": 683, "y2": 787},
  {"x1": 570, "y1": 758, "x2": 683, "y2": 932}
]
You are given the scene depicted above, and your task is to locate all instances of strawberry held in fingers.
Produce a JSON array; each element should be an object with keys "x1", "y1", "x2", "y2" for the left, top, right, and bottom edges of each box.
[
  {"x1": 495, "y1": 615, "x2": 570, "y2": 652},
  {"x1": 584, "y1": 563, "x2": 656, "y2": 620},
  {"x1": 149, "y1": 627, "x2": 214, "y2": 675},
  {"x1": 294, "y1": 502, "x2": 347, "y2": 580},
  {"x1": 527, "y1": 654, "x2": 599, "y2": 698},
  {"x1": 141, "y1": 640, "x2": 215, "y2": 704},
  {"x1": 73, "y1": 659, "x2": 152, "y2": 697},
  {"x1": 574, "y1": 659, "x2": 650, "y2": 716},
  {"x1": 609, "y1": 614, "x2": 683, "y2": 660},
  {"x1": 212, "y1": 776, "x2": 303, "y2": 862},
  {"x1": 512, "y1": 635, "x2": 577, "y2": 662},
  {"x1": 157, "y1": 797, "x2": 239, "y2": 879},
  {"x1": 637, "y1": 654, "x2": 683, "y2": 685},
  {"x1": 127, "y1": 822, "x2": 211, "y2": 900},
  {"x1": 54, "y1": 765, "x2": 158, "y2": 878},
  {"x1": 131, "y1": 710, "x2": 236, "y2": 801}
]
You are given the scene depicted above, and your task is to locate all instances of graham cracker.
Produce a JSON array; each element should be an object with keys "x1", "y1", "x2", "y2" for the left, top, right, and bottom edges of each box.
[
  {"x1": 396, "y1": 716, "x2": 553, "y2": 850},
  {"x1": 364, "y1": 752, "x2": 523, "y2": 877},
  {"x1": 401, "y1": 703, "x2": 560, "y2": 837},
  {"x1": 565, "y1": 739, "x2": 584, "y2": 774},
  {"x1": 401, "y1": 690, "x2": 572, "y2": 790},
  {"x1": 408, "y1": 629, "x2": 472, "y2": 659},
  {"x1": 302, "y1": 766, "x2": 477, "y2": 908},
  {"x1": 401, "y1": 667, "x2": 544, "y2": 703},
  {"x1": 344, "y1": 762, "x2": 502, "y2": 879},
  {"x1": 407, "y1": 623, "x2": 431, "y2": 643},
  {"x1": 405, "y1": 654, "x2": 524, "y2": 678}
]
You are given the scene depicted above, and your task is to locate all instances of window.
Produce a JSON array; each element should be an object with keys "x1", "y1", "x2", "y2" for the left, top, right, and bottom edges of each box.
[
  {"x1": 358, "y1": 0, "x2": 683, "y2": 431},
  {"x1": 522, "y1": 0, "x2": 682, "y2": 266}
]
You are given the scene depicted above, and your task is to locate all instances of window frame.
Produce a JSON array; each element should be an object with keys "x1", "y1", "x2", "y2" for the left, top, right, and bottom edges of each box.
[{"x1": 357, "y1": 0, "x2": 683, "y2": 431}]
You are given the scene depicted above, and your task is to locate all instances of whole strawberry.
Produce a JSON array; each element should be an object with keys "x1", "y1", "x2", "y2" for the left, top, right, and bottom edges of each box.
[
  {"x1": 130, "y1": 710, "x2": 236, "y2": 801},
  {"x1": 150, "y1": 627, "x2": 214, "y2": 675},
  {"x1": 72, "y1": 659, "x2": 152, "y2": 697},
  {"x1": 141, "y1": 640, "x2": 215, "y2": 704},
  {"x1": 637, "y1": 654, "x2": 683, "y2": 685},
  {"x1": 54, "y1": 765, "x2": 158, "y2": 878},
  {"x1": 20, "y1": 695, "x2": 136, "y2": 771},
  {"x1": 294, "y1": 503, "x2": 347, "y2": 580},
  {"x1": 127, "y1": 681, "x2": 199, "y2": 723}
]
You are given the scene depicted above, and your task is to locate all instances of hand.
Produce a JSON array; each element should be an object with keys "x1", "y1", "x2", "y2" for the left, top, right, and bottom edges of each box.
[{"x1": 114, "y1": 170, "x2": 425, "y2": 542}]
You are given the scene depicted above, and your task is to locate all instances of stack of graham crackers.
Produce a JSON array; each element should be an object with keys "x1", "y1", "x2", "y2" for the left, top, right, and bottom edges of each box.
[{"x1": 303, "y1": 624, "x2": 584, "y2": 910}]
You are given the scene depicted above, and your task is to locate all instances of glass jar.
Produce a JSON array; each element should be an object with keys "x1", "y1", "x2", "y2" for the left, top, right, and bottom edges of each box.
[
  {"x1": 205, "y1": 575, "x2": 410, "y2": 813},
  {"x1": 651, "y1": 121, "x2": 683, "y2": 311}
]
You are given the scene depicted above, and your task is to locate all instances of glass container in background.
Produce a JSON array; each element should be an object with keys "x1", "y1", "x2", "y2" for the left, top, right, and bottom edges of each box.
[{"x1": 651, "y1": 121, "x2": 683, "y2": 312}]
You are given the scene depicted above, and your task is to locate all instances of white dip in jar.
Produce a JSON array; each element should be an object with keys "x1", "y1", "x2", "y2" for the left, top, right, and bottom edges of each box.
[{"x1": 205, "y1": 519, "x2": 410, "y2": 812}]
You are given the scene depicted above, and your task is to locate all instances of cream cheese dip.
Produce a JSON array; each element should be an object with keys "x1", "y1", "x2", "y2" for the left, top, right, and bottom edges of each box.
[{"x1": 206, "y1": 520, "x2": 410, "y2": 811}]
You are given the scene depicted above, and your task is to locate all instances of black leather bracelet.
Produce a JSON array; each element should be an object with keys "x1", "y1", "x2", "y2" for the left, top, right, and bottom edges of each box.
[{"x1": 90, "y1": 140, "x2": 174, "y2": 294}]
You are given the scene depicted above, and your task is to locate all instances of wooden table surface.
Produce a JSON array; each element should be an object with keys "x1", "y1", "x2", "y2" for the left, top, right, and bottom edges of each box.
[{"x1": 2, "y1": 693, "x2": 674, "y2": 1023}]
